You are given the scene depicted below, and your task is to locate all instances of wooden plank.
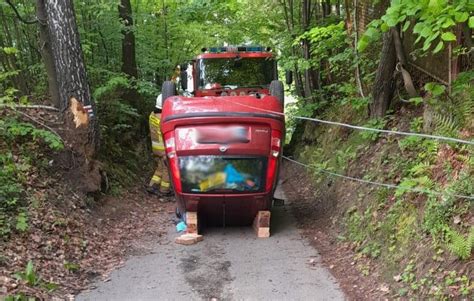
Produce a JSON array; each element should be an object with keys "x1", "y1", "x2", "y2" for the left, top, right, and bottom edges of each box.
[{"x1": 175, "y1": 233, "x2": 203, "y2": 245}]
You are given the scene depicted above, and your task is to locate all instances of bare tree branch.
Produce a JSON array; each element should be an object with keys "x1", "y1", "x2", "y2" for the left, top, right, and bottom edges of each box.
[
  {"x1": 6, "y1": 107, "x2": 64, "y2": 142},
  {"x1": 0, "y1": 104, "x2": 60, "y2": 111},
  {"x1": 4, "y1": 0, "x2": 38, "y2": 24}
]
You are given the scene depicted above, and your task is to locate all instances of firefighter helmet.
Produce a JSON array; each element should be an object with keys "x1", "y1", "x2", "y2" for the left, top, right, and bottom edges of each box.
[{"x1": 155, "y1": 94, "x2": 163, "y2": 109}]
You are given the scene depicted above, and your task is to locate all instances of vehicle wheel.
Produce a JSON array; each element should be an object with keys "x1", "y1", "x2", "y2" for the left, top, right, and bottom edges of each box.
[
  {"x1": 269, "y1": 80, "x2": 284, "y2": 107},
  {"x1": 161, "y1": 81, "x2": 176, "y2": 106}
]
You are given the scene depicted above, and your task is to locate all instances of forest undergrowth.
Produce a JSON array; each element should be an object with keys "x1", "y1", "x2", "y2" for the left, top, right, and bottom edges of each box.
[{"x1": 288, "y1": 55, "x2": 474, "y2": 300}]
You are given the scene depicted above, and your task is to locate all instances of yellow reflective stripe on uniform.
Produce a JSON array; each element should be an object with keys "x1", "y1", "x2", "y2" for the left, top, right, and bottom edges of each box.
[
  {"x1": 149, "y1": 115, "x2": 161, "y2": 127},
  {"x1": 161, "y1": 181, "x2": 170, "y2": 188},
  {"x1": 152, "y1": 141, "x2": 165, "y2": 150},
  {"x1": 151, "y1": 175, "x2": 161, "y2": 183}
]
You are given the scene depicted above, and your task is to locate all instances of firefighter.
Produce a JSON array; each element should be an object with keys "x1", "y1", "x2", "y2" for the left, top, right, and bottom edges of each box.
[{"x1": 147, "y1": 94, "x2": 172, "y2": 197}]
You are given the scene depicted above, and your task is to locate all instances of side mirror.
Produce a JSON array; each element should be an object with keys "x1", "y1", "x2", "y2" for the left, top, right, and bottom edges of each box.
[
  {"x1": 285, "y1": 70, "x2": 293, "y2": 85},
  {"x1": 180, "y1": 70, "x2": 188, "y2": 91}
]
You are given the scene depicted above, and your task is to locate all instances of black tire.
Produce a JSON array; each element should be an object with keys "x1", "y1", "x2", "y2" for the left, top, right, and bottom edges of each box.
[
  {"x1": 161, "y1": 81, "x2": 176, "y2": 107},
  {"x1": 269, "y1": 80, "x2": 284, "y2": 107}
]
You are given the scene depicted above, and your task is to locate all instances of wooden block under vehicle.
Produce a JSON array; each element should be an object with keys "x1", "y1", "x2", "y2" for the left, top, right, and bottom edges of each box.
[
  {"x1": 175, "y1": 233, "x2": 204, "y2": 245},
  {"x1": 186, "y1": 212, "x2": 198, "y2": 234},
  {"x1": 253, "y1": 210, "x2": 271, "y2": 238}
]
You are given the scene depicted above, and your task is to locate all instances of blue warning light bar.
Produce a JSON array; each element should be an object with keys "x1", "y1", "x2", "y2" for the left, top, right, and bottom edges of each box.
[{"x1": 202, "y1": 46, "x2": 272, "y2": 53}]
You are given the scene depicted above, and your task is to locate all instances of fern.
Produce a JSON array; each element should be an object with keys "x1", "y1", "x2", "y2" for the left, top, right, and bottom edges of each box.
[
  {"x1": 431, "y1": 71, "x2": 474, "y2": 137},
  {"x1": 446, "y1": 227, "x2": 474, "y2": 260},
  {"x1": 433, "y1": 111, "x2": 460, "y2": 137}
]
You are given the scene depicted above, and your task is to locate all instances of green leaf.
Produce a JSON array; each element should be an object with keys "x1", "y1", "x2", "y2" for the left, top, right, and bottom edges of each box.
[
  {"x1": 402, "y1": 20, "x2": 411, "y2": 32},
  {"x1": 441, "y1": 17, "x2": 455, "y2": 28},
  {"x1": 413, "y1": 22, "x2": 424, "y2": 34},
  {"x1": 357, "y1": 36, "x2": 369, "y2": 52},
  {"x1": 409, "y1": 97, "x2": 424, "y2": 105},
  {"x1": 420, "y1": 26, "x2": 432, "y2": 38},
  {"x1": 386, "y1": 17, "x2": 399, "y2": 27},
  {"x1": 454, "y1": 12, "x2": 469, "y2": 23},
  {"x1": 25, "y1": 261, "x2": 37, "y2": 285},
  {"x1": 441, "y1": 32, "x2": 456, "y2": 41},
  {"x1": 422, "y1": 40, "x2": 432, "y2": 51},
  {"x1": 364, "y1": 27, "x2": 378, "y2": 38},
  {"x1": 469, "y1": 16, "x2": 474, "y2": 29},
  {"x1": 2, "y1": 47, "x2": 18, "y2": 55},
  {"x1": 425, "y1": 82, "x2": 446, "y2": 96},
  {"x1": 433, "y1": 41, "x2": 444, "y2": 53}
]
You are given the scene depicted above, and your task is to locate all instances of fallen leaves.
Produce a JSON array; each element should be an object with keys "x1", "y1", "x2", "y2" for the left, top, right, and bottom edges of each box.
[{"x1": 1, "y1": 183, "x2": 173, "y2": 299}]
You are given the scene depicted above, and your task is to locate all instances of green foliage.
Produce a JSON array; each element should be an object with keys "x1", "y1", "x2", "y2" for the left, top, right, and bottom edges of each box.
[
  {"x1": 358, "y1": 0, "x2": 472, "y2": 54},
  {"x1": 15, "y1": 211, "x2": 28, "y2": 232},
  {"x1": 15, "y1": 261, "x2": 39, "y2": 286},
  {"x1": 93, "y1": 75, "x2": 131, "y2": 100},
  {"x1": 296, "y1": 22, "x2": 346, "y2": 64},
  {"x1": 359, "y1": 118, "x2": 387, "y2": 141},
  {"x1": 427, "y1": 72, "x2": 474, "y2": 138},
  {"x1": 424, "y1": 82, "x2": 446, "y2": 97},
  {"x1": 446, "y1": 227, "x2": 474, "y2": 260},
  {"x1": 63, "y1": 261, "x2": 80, "y2": 272},
  {"x1": 94, "y1": 76, "x2": 147, "y2": 186},
  {"x1": 0, "y1": 117, "x2": 63, "y2": 239},
  {"x1": 0, "y1": 119, "x2": 63, "y2": 151}
]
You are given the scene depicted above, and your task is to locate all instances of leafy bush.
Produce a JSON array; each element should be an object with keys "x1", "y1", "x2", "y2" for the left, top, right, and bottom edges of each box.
[
  {"x1": 358, "y1": 0, "x2": 473, "y2": 54},
  {"x1": 94, "y1": 75, "x2": 149, "y2": 186}
]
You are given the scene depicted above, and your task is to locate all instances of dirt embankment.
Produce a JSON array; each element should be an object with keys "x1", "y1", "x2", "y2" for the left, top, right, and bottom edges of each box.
[
  {"x1": 1, "y1": 182, "x2": 174, "y2": 299},
  {"x1": 283, "y1": 104, "x2": 473, "y2": 299},
  {"x1": 1, "y1": 108, "x2": 174, "y2": 299}
]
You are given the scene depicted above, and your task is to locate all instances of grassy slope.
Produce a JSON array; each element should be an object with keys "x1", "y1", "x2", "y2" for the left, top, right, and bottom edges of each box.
[{"x1": 289, "y1": 99, "x2": 473, "y2": 298}]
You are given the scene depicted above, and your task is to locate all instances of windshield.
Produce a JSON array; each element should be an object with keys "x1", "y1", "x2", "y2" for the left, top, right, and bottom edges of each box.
[
  {"x1": 198, "y1": 57, "x2": 275, "y2": 89},
  {"x1": 179, "y1": 156, "x2": 266, "y2": 193}
]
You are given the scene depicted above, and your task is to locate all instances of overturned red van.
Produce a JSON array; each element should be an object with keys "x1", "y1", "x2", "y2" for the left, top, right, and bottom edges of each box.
[{"x1": 160, "y1": 46, "x2": 285, "y2": 234}]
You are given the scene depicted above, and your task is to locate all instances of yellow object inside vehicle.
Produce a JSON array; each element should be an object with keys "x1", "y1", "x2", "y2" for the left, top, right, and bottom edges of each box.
[{"x1": 199, "y1": 172, "x2": 226, "y2": 192}]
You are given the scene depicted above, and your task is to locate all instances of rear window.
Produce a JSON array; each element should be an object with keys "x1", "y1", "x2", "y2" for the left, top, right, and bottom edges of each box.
[{"x1": 179, "y1": 156, "x2": 266, "y2": 193}]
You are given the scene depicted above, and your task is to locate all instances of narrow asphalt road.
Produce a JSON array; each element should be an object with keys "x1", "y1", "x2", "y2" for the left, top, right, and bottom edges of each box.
[{"x1": 77, "y1": 187, "x2": 344, "y2": 301}]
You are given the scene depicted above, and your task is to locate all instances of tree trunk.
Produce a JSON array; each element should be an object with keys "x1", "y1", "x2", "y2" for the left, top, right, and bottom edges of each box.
[
  {"x1": 370, "y1": 29, "x2": 396, "y2": 118},
  {"x1": 118, "y1": 0, "x2": 138, "y2": 78},
  {"x1": 344, "y1": 0, "x2": 352, "y2": 33},
  {"x1": 301, "y1": 0, "x2": 320, "y2": 99},
  {"x1": 36, "y1": 0, "x2": 60, "y2": 107},
  {"x1": 325, "y1": 0, "x2": 331, "y2": 16},
  {"x1": 44, "y1": 0, "x2": 98, "y2": 153}
]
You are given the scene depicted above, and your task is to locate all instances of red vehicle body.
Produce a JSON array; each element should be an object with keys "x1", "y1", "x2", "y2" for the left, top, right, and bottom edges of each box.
[{"x1": 160, "y1": 46, "x2": 284, "y2": 227}]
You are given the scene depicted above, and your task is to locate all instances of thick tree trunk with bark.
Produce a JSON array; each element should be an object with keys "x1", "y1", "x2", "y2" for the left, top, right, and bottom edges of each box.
[
  {"x1": 36, "y1": 0, "x2": 60, "y2": 107},
  {"x1": 44, "y1": 0, "x2": 99, "y2": 156},
  {"x1": 43, "y1": 0, "x2": 102, "y2": 194},
  {"x1": 370, "y1": 30, "x2": 396, "y2": 118},
  {"x1": 118, "y1": 0, "x2": 138, "y2": 78},
  {"x1": 118, "y1": 0, "x2": 142, "y2": 114}
]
